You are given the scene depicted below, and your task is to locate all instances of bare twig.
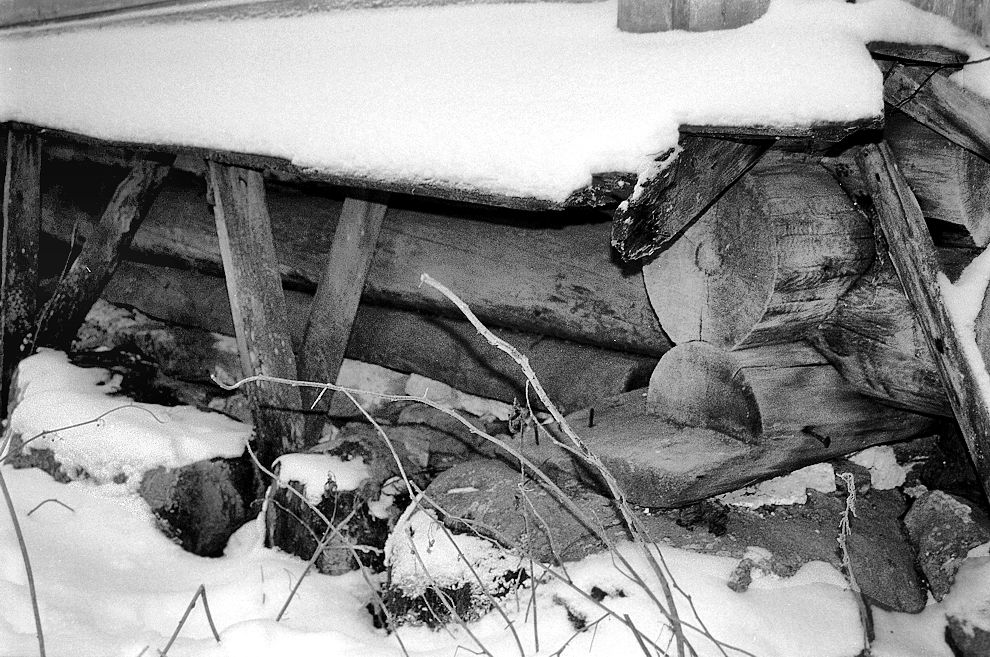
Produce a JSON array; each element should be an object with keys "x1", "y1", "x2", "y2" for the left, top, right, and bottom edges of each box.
[
  {"x1": 0, "y1": 466, "x2": 45, "y2": 656},
  {"x1": 159, "y1": 584, "x2": 221, "y2": 656},
  {"x1": 26, "y1": 498, "x2": 75, "y2": 517}
]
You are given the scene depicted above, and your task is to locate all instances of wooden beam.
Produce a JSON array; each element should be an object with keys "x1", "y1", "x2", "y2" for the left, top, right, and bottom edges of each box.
[
  {"x1": 1, "y1": 130, "x2": 41, "y2": 412},
  {"x1": 35, "y1": 158, "x2": 171, "y2": 349},
  {"x1": 856, "y1": 141, "x2": 990, "y2": 502},
  {"x1": 208, "y1": 161, "x2": 305, "y2": 466},
  {"x1": 611, "y1": 135, "x2": 773, "y2": 261},
  {"x1": 874, "y1": 45, "x2": 990, "y2": 162},
  {"x1": 298, "y1": 191, "x2": 387, "y2": 434}
]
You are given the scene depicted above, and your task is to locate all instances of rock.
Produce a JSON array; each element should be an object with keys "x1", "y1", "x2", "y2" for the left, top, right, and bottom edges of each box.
[
  {"x1": 947, "y1": 616, "x2": 990, "y2": 657},
  {"x1": 904, "y1": 490, "x2": 990, "y2": 600},
  {"x1": 139, "y1": 456, "x2": 257, "y2": 557},
  {"x1": 265, "y1": 423, "x2": 413, "y2": 575}
]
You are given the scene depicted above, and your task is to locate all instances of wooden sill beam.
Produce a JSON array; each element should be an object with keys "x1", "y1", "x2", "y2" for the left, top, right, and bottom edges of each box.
[
  {"x1": 857, "y1": 142, "x2": 990, "y2": 502},
  {"x1": 1, "y1": 129, "x2": 41, "y2": 413},
  {"x1": 208, "y1": 161, "x2": 305, "y2": 466}
]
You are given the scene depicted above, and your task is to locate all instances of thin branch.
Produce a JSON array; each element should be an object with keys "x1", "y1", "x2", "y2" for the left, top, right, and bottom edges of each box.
[
  {"x1": 0, "y1": 466, "x2": 45, "y2": 656},
  {"x1": 26, "y1": 499, "x2": 74, "y2": 517},
  {"x1": 159, "y1": 584, "x2": 221, "y2": 656}
]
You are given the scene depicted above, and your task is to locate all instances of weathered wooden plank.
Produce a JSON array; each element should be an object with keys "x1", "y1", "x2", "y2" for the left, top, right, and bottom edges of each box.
[
  {"x1": 94, "y1": 259, "x2": 657, "y2": 413},
  {"x1": 856, "y1": 141, "x2": 990, "y2": 501},
  {"x1": 876, "y1": 47, "x2": 990, "y2": 162},
  {"x1": 208, "y1": 161, "x2": 305, "y2": 465},
  {"x1": 1, "y1": 130, "x2": 41, "y2": 411},
  {"x1": 299, "y1": 192, "x2": 388, "y2": 435},
  {"x1": 35, "y1": 158, "x2": 171, "y2": 349},
  {"x1": 611, "y1": 135, "x2": 773, "y2": 262},
  {"x1": 617, "y1": 0, "x2": 768, "y2": 33},
  {"x1": 643, "y1": 154, "x2": 874, "y2": 349},
  {"x1": 40, "y1": 159, "x2": 672, "y2": 356}
]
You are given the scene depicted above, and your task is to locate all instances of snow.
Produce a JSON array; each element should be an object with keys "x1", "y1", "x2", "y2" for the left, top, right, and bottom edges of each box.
[
  {"x1": 274, "y1": 453, "x2": 371, "y2": 500},
  {"x1": 2, "y1": 0, "x2": 989, "y2": 202},
  {"x1": 1, "y1": 351, "x2": 989, "y2": 657},
  {"x1": 718, "y1": 462, "x2": 837, "y2": 508},
  {"x1": 2, "y1": 350, "x2": 248, "y2": 486},
  {"x1": 850, "y1": 445, "x2": 908, "y2": 490},
  {"x1": 941, "y1": 246, "x2": 990, "y2": 410}
]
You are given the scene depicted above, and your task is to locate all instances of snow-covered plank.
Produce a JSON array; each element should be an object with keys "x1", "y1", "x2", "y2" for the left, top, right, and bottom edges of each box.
[
  {"x1": 1, "y1": 128, "x2": 40, "y2": 410},
  {"x1": 856, "y1": 141, "x2": 990, "y2": 502},
  {"x1": 208, "y1": 161, "x2": 305, "y2": 464}
]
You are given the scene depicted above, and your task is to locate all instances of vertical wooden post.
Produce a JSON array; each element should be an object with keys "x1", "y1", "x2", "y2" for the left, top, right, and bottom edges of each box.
[
  {"x1": 618, "y1": 0, "x2": 672, "y2": 32},
  {"x1": 618, "y1": 0, "x2": 768, "y2": 33},
  {"x1": 36, "y1": 158, "x2": 172, "y2": 349},
  {"x1": 208, "y1": 161, "x2": 304, "y2": 467},
  {"x1": 1, "y1": 129, "x2": 41, "y2": 414},
  {"x1": 298, "y1": 191, "x2": 388, "y2": 439}
]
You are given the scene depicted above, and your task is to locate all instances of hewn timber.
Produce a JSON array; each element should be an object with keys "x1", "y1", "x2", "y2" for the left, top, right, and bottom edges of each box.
[
  {"x1": 208, "y1": 162, "x2": 305, "y2": 465},
  {"x1": 568, "y1": 348, "x2": 936, "y2": 507},
  {"x1": 40, "y1": 159, "x2": 671, "y2": 357},
  {"x1": 874, "y1": 44, "x2": 990, "y2": 162},
  {"x1": 646, "y1": 341, "x2": 931, "y2": 445},
  {"x1": 611, "y1": 135, "x2": 773, "y2": 262},
  {"x1": 96, "y1": 260, "x2": 657, "y2": 413},
  {"x1": 856, "y1": 142, "x2": 990, "y2": 502},
  {"x1": 824, "y1": 110, "x2": 990, "y2": 246},
  {"x1": 1, "y1": 130, "x2": 41, "y2": 412},
  {"x1": 643, "y1": 155, "x2": 874, "y2": 349},
  {"x1": 35, "y1": 158, "x2": 172, "y2": 349},
  {"x1": 299, "y1": 192, "x2": 388, "y2": 436}
]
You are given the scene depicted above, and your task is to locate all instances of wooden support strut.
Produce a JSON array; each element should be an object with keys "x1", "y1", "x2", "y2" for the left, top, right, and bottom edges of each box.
[
  {"x1": 1, "y1": 129, "x2": 41, "y2": 413},
  {"x1": 298, "y1": 191, "x2": 388, "y2": 437},
  {"x1": 856, "y1": 142, "x2": 990, "y2": 502},
  {"x1": 611, "y1": 135, "x2": 773, "y2": 262},
  {"x1": 208, "y1": 161, "x2": 305, "y2": 466},
  {"x1": 35, "y1": 157, "x2": 172, "y2": 349}
]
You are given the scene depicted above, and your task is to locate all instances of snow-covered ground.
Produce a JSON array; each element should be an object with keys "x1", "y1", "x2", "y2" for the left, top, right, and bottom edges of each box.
[
  {"x1": 3, "y1": 0, "x2": 990, "y2": 201},
  {"x1": 0, "y1": 351, "x2": 988, "y2": 657}
]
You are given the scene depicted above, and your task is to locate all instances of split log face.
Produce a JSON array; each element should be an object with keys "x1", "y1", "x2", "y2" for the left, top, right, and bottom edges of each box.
[
  {"x1": 646, "y1": 341, "x2": 922, "y2": 445},
  {"x1": 643, "y1": 158, "x2": 874, "y2": 350},
  {"x1": 812, "y1": 260, "x2": 951, "y2": 417}
]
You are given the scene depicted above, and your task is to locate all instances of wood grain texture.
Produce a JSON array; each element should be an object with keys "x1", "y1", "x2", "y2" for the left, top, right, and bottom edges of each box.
[
  {"x1": 856, "y1": 141, "x2": 990, "y2": 501},
  {"x1": 1, "y1": 129, "x2": 41, "y2": 411},
  {"x1": 643, "y1": 156, "x2": 874, "y2": 349},
  {"x1": 35, "y1": 158, "x2": 171, "y2": 348},
  {"x1": 879, "y1": 56, "x2": 990, "y2": 162},
  {"x1": 208, "y1": 161, "x2": 304, "y2": 465},
  {"x1": 647, "y1": 340, "x2": 927, "y2": 445},
  {"x1": 299, "y1": 192, "x2": 388, "y2": 433},
  {"x1": 617, "y1": 0, "x2": 768, "y2": 33},
  {"x1": 40, "y1": 160, "x2": 671, "y2": 356},
  {"x1": 98, "y1": 260, "x2": 658, "y2": 413},
  {"x1": 570, "y1": 375, "x2": 935, "y2": 508},
  {"x1": 611, "y1": 135, "x2": 773, "y2": 262}
]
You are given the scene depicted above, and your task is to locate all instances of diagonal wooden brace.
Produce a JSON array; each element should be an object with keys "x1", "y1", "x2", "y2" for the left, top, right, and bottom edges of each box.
[{"x1": 857, "y1": 142, "x2": 990, "y2": 502}]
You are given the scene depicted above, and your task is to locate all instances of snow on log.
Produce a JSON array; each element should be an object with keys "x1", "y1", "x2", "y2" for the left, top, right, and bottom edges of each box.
[
  {"x1": 645, "y1": 341, "x2": 930, "y2": 446},
  {"x1": 642, "y1": 156, "x2": 873, "y2": 349},
  {"x1": 855, "y1": 141, "x2": 990, "y2": 502},
  {"x1": 35, "y1": 157, "x2": 171, "y2": 349},
  {"x1": 41, "y1": 158, "x2": 670, "y2": 356}
]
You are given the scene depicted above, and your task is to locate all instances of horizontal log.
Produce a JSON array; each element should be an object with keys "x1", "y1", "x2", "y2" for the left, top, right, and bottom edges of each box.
[
  {"x1": 40, "y1": 156, "x2": 671, "y2": 357},
  {"x1": 97, "y1": 260, "x2": 657, "y2": 413},
  {"x1": 647, "y1": 341, "x2": 930, "y2": 444},
  {"x1": 568, "y1": 343, "x2": 936, "y2": 507},
  {"x1": 643, "y1": 155, "x2": 874, "y2": 349}
]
